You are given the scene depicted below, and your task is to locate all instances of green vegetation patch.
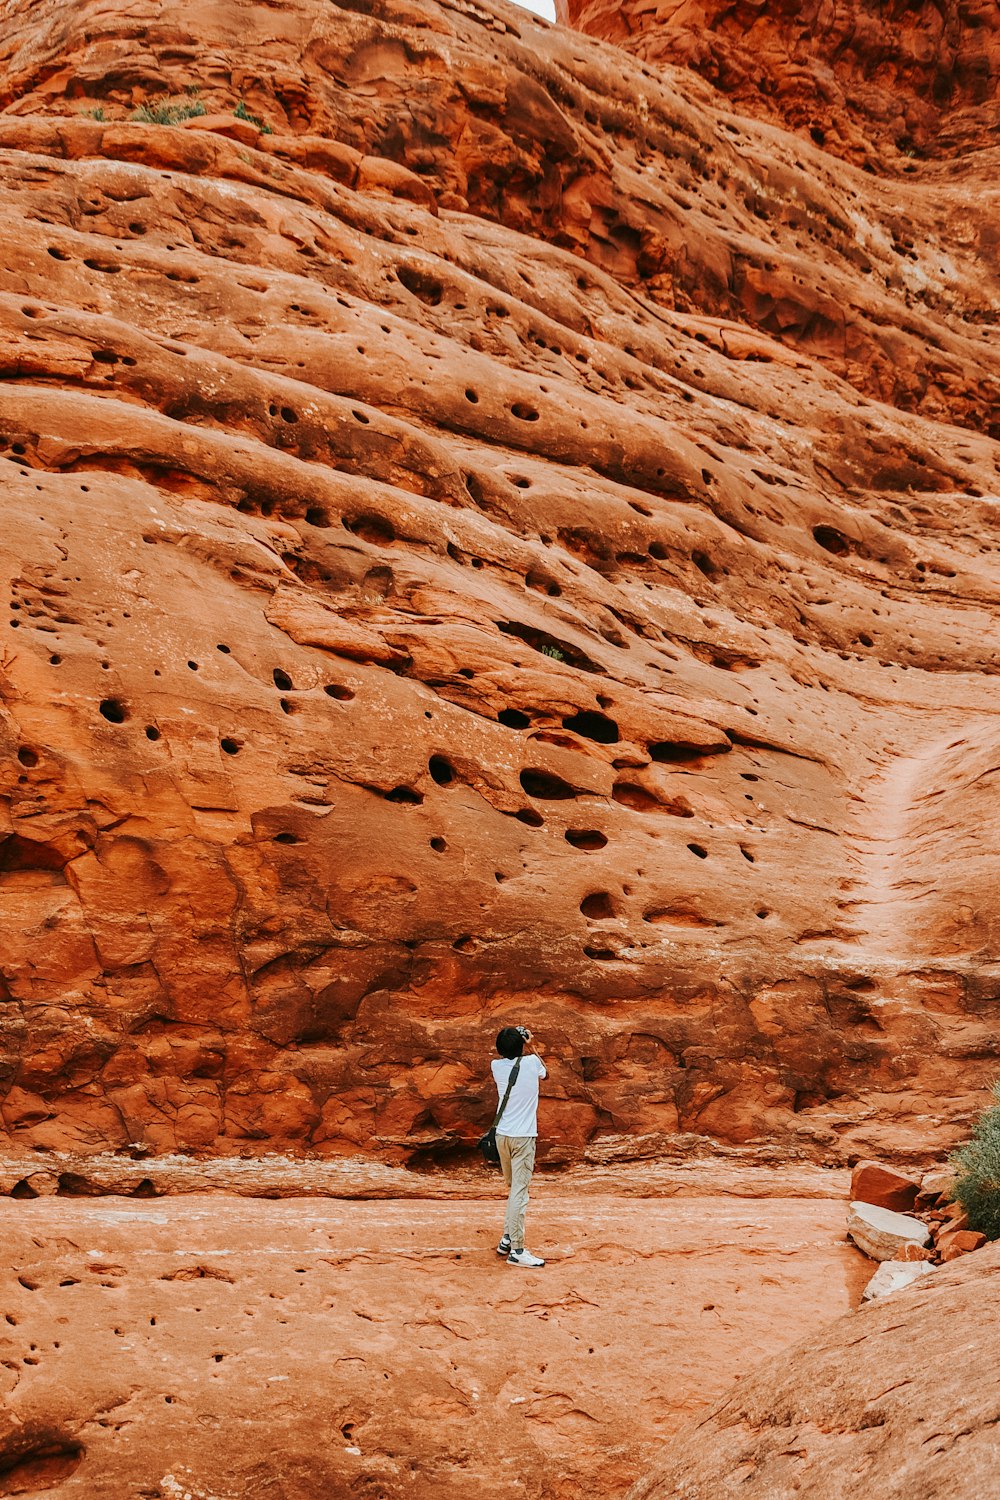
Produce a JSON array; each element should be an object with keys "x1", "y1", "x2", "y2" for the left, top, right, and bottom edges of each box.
[
  {"x1": 131, "y1": 101, "x2": 207, "y2": 125},
  {"x1": 952, "y1": 1082, "x2": 1000, "y2": 1239}
]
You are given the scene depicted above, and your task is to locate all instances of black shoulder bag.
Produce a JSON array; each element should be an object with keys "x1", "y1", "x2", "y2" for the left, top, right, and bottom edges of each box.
[{"x1": 477, "y1": 1058, "x2": 521, "y2": 1168}]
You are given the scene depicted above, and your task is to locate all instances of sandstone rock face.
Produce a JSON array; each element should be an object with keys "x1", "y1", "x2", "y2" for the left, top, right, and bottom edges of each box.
[
  {"x1": 0, "y1": 1189, "x2": 867, "y2": 1499},
  {"x1": 559, "y1": 0, "x2": 1000, "y2": 166},
  {"x1": 629, "y1": 1242, "x2": 1000, "y2": 1500},
  {"x1": 846, "y1": 1201, "x2": 931, "y2": 1260},
  {"x1": 1, "y1": 0, "x2": 1000, "y2": 1161}
]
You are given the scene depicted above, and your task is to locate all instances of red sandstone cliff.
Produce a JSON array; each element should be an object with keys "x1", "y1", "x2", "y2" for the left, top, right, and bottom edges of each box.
[
  {"x1": 558, "y1": 0, "x2": 1000, "y2": 166},
  {"x1": 0, "y1": 0, "x2": 999, "y2": 1163}
]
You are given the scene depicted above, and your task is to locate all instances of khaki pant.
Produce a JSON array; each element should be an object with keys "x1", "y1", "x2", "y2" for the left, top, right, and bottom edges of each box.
[{"x1": 497, "y1": 1134, "x2": 536, "y2": 1251}]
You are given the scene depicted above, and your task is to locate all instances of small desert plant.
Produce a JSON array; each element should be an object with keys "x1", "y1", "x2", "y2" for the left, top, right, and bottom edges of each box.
[
  {"x1": 86, "y1": 106, "x2": 106, "y2": 121},
  {"x1": 951, "y1": 1082, "x2": 1000, "y2": 1240},
  {"x1": 234, "y1": 99, "x2": 273, "y2": 134},
  {"x1": 131, "y1": 100, "x2": 206, "y2": 125},
  {"x1": 539, "y1": 644, "x2": 566, "y2": 662}
]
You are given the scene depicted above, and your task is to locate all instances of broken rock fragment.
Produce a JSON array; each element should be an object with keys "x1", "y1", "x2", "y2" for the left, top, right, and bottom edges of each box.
[
  {"x1": 861, "y1": 1259, "x2": 934, "y2": 1301},
  {"x1": 846, "y1": 1201, "x2": 931, "y2": 1261},
  {"x1": 850, "y1": 1160, "x2": 920, "y2": 1213}
]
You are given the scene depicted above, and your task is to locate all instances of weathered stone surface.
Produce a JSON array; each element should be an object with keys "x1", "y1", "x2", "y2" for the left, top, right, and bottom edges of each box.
[
  {"x1": 861, "y1": 1258, "x2": 934, "y2": 1301},
  {"x1": 850, "y1": 1159, "x2": 920, "y2": 1213},
  {"x1": 560, "y1": 0, "x2": 1000, "y2": 168},
  {"x1": 629, "y1": 1243, "x2": 1000, "y2": 1500},
  {"x1": 0, "y1": 1147, "x2": 852, "y2": 1201},
  {"x1": 846, "y1": 1201, "x2": 931, "y2": 1261},
  {"x1": 0, "y1": 1190, "x2": 868, "y2": 1499},
  {"x1": 0, "y1": 0, "x2": 999, "y2": 1163}
]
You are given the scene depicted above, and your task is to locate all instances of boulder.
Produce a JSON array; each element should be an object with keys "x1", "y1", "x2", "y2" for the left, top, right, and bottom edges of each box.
[
  {"x1": 921, "y1": 1167, "x2": 957, "y2": 1201},
  {"x1": 898, "y1": 1240, "x2": 934, "y2": 1263},
  {"x1": 937, "y1": 1228, "x2": 987, "y2": 1263},
  {"x1": 847, "y1": 1201, "x2": 931, "y2": 1261},
  {"x1": 850, "y1": 1160, "x2": 920, "y2": 1213},
  {"x1": 861, "y1": 1259, "x2": 934, "y2": 1301}
]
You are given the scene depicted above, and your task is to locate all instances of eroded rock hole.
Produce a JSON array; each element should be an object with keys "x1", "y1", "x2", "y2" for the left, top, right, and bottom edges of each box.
[
  {"x1": 687, "y1": 843, "x2": 709, "y2": 859},
  {"x1": 561, "y1": 710, "x2": 618, "y2": 743},
  {"x1": 565, "y1": 829, "x2": 607, "y2": 850},
  {"x1": 324, "y1": 685, "x2": 354, "y2": 701},
  {"x1": 429, "y1": 756, "x2": 455, "y2": 786},
  {"x1": 305, "y1": 507, "x2": 331, "y2": 528},
  {"x1": 16, "y1": 747, "x2": 38, "y2": 767},
  {"x1": 511, "y1": 403, "x2": 540, "y2": 422},
  {"x1": 345, "y1": 514, "x2": 395, "y2": 545},
  {"x1": 813, "y1": 524, "x2": 851, "y2": 556},
  {"x1": 273, "y1": 669, "x2": 293, "y2": 691},
  {"x1": 580, "y1": 891, "x2": 616, "y2": 919},
  {"x1": 514, "y1": 808, "x2": 544, "y2": 827},
  {"x1": 0, "y1": 1437, "x2": 85, "y2": 1492},
  {"x1": 220, "y1": 738, "x2": 241, "y2": 755},
  {"x1": 612, "y1": 782, "x2": 659, "y2": 811},
  {"x1": 520, "y1": 769, "x2": 578, "y2": 800},
  {"x1": 651, "y1": 742, "x2": 707, "y2": 763},
  {"x1": 384, "y1": 786, "x2": 423, "y2": 804},
  {"x1": 99, "y1": 698, "x2": 126, "y2": 723},
  {"x1": 397, "y1": 265, "x2": 444, "y2": 305},
  {"x1": 498, "y1": 709, "x2": 530, "y2": 729}
]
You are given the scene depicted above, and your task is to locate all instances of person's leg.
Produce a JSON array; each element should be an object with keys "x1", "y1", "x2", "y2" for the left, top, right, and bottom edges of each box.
[
  {"x1": 507, "y1": 1136, "x2": 536, "y2": 1251},
  {"x1": 497, "y1": 1134, "x2": 515, "y2": 1246}
]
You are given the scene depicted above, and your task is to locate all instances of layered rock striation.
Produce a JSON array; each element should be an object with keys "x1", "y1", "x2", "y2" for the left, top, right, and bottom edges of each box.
[{"x1": 0, "y1": 0, "x2": 999, "y2": 1160}]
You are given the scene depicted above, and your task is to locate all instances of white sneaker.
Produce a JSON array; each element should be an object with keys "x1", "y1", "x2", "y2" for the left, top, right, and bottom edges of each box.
[
  {"x1": 496, "y1": 1234, "x2": 511, "y2": 1256},
  {"x1": 507, "y1": 1248, "x2": 545, "y2": 1267}
]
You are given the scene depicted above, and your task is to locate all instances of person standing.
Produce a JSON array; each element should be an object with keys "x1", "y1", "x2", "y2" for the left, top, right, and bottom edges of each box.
[{"x1": 492, "y1": 1025, "x2": 546, "y2": 1268}]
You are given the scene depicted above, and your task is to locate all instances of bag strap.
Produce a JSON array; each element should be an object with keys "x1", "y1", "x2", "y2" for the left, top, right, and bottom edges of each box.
[{"x1": 491, "y1": 1057, "x2": 522, "y2": 1132}]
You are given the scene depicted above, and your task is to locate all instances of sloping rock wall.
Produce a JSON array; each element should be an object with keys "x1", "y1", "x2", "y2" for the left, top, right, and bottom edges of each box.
[
  {"x1": 0, "y1": 0, "x2": 999, "y2": 1160},
  {"x1": 629, "y1": 1241, "x2": 1000, "y2": 1500}
]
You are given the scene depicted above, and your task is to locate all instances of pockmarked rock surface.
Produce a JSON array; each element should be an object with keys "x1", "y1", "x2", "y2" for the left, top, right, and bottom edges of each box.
[
  {"x1": 0, "y1": 1191, "x2": 868, "y2": 1499},
  {"x1": 629, "y1": 1241, "x2": 1000, "y2": 1500},
  {"x1": 1, "y1": 0, "x2": 1000, "y2": 1161}
]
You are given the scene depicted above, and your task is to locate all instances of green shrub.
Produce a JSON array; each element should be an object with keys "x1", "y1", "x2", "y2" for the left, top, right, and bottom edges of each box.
[
  {"x1": 951, "y1": 1082, "x2": 1000, "y2": 1240},
  {"x1": 86, "y1": 106, "x2": 106, "y2": 121},
  {"x1": 234, "y1": 99, "x2": 273, "y2": 134},
  {"x1": 131, "y1": 101, "x2": 206, "y2": 125},
  {"x1": 540, "y1": 644, "x2": 566, "y2": 661}
]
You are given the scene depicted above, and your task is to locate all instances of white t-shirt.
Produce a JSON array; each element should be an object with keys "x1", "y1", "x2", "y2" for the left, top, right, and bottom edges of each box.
[{"x1": 491, "y1": 1054, "x2": 547, "y2": 1138}]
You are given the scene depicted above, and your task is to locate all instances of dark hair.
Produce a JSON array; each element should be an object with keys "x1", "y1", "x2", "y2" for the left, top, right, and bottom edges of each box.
[{"x1": 495, "y1": 1026, "x2": 525, "y2": 1059}]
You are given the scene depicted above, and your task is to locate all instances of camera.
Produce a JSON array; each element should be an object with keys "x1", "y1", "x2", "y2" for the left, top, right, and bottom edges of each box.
[{"x1": 515, "y1": 1025, "x2": 530, "y2": 1040}]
